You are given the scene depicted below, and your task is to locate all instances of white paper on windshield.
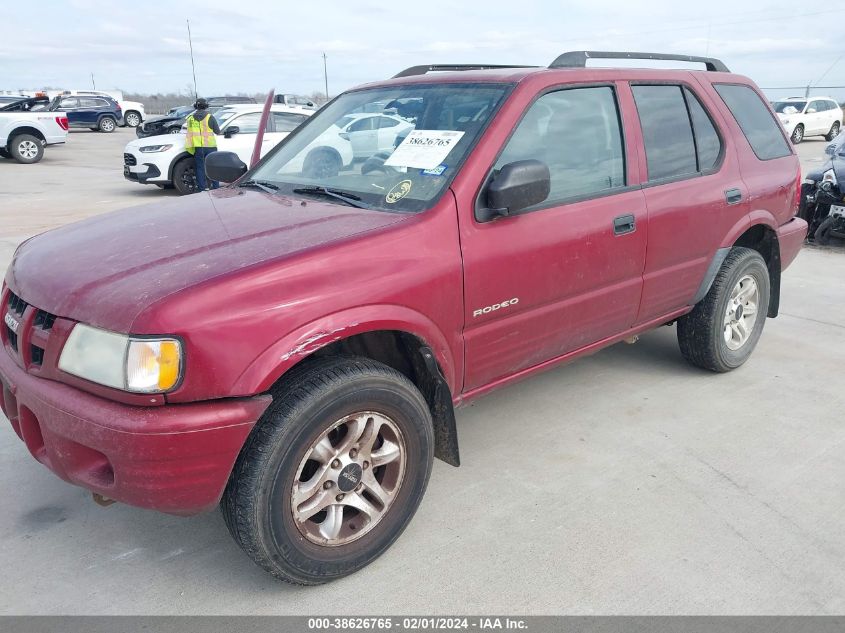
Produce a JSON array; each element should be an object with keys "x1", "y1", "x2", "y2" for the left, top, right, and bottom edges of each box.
[{"x1": 384, "y1": 130, "x2": 466, "y2": 170}]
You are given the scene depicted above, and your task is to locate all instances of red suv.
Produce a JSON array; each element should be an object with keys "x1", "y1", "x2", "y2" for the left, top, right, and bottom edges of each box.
[{"x1": 1, "y1": 51, "x2": 807, "y2": 584}]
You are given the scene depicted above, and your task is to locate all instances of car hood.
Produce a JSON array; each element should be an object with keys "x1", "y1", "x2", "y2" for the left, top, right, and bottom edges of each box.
[
  {"x1": 7, "y1": 189, "x2": 408, "y2": 332},
  {"x1": 143, "y1": 114, "x2": 180, "y2": 125}
]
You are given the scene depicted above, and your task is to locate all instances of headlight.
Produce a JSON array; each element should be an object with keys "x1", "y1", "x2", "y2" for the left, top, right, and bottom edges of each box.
[
  {"x1": 58, "y1": 324, "x2": 182, "y2": 393},
  {"x1": 822, "y1": 169, "x2": 837, "y2": 186},
  {"x1": 139, "y1": 144, "x2": 173, "y2": 153}
]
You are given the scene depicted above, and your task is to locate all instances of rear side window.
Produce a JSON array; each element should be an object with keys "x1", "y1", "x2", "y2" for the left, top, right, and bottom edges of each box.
[
  {"x1": 632, "y1": 85, "x2": 697, "y2": 180},
  {"x1": 714, "y1": 84, "x2": 791, "y2": 160},
  {"x1": 632, "y1": 85, "x2": 723, "y2": 181}
]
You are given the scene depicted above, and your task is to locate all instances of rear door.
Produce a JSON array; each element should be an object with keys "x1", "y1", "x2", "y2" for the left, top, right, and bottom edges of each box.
[
  {"x1": 629, "y1": 81, "x2": 746, "y2": 323},
  {"x1": 459, "y1": 84, "x2": 647, "y2": 391},
  {"x1": 77, "y1": 98, "x2": 101, "y2": 126}
]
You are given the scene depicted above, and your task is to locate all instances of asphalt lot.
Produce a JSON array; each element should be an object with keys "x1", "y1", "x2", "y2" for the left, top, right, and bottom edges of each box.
[{"x1": 0, "y1": 128, "x2": 844, "y2": 615}]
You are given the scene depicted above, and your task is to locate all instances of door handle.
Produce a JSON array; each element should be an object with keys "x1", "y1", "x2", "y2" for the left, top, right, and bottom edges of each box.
[
  {"x1": 725, "y1": 188, "x2": 743, "y2": 205},
  {"x1": 613, "y1": 214, "x2": 636, "y2": 236}
]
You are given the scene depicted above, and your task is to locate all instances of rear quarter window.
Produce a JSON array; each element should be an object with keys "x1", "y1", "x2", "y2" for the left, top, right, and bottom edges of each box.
[{"x1": 714, "y1": 84, "x2": 791, "y2": 160}]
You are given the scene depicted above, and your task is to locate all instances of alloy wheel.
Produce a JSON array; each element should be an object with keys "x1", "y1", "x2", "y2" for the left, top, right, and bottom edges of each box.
[
  {"x1": 18, "y1": 140, "x2": 39, "y2": 160},
  {"x1": 291, "y1": 411, "x2": 406, "y2": 546},
  {"x1": 723, "y1": 274, "x2": 759, "y2": 350}
]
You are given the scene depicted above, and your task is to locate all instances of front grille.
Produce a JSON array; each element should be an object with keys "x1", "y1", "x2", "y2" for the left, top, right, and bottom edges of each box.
[
  {"x1": 7, "y1": 328, "x2": 17, "y2": 352},
  {"x1": 30, "y1": 345, "x2": 44, "y2": 366},
  {"x1": 8, "y1": 292, "x2": 27, "y2": 316},
  {"x1": 33, "y1": 310, "x2": 56, "y2": 330},
  {"x1": 5, "y1": 291, "x2": 57, "y2": 369},
  {"x1": 124, "y1": 153, "x2": 137, "y2": 166}
]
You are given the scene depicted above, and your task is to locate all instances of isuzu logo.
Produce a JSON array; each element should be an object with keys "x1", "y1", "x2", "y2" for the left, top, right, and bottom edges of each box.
[
  {"x1": 4, "y1": 313, "x2": 19, "y2": 333},
  {"x1": 472, "y1": 297, "x2": 519, "y2": 318},
  {"x1": 337, "y1": 463, "x2": 363, "y2": 492}
]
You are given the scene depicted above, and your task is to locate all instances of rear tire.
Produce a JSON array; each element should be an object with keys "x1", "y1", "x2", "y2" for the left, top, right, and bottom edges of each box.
[
  {"x1": 98, "y1": 116, "x2": 116, "y2": 133},
  {"x1": 221, "y1": 356, "x2": 434, "y2": 585},
  {"x1": 172, "y1": 158, "x2": 198, "y2": 195},
  {"x1": 791, "y1": 124, "x2": 804, "y2": 144},
  {"x1": 677, "y1": 247, "x2": 770, "y2": 372},
  {"x1": 825, "y1": 121, "x2": 840, "y2": 142},
  {"x1": 9, "y1": 134, "x2": 44, "y2": 164}
]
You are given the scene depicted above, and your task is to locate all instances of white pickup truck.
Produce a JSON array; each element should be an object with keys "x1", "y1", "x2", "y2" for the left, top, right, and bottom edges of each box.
[{"x1": 0, "y1": 111, "x2": 69, "y2": 163}]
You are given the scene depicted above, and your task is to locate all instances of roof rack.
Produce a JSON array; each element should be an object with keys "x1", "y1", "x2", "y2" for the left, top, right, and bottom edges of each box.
[
  {"x1": 392, "y1": 64, "x2": 537, "y2": 78},
  {"x1": 549, "y1": 51, "x2": 730, "y2": 73}
]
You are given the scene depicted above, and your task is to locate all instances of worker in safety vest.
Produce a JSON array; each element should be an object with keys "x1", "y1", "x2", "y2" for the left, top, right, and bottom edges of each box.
[{"x1": 184, "y1": 98, "x2": 222, "y2": 191}]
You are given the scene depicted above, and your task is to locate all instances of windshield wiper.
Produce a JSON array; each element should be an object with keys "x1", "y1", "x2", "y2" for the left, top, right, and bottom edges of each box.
[
  {"x1": 237, "y1": 179, "x2": 279, "y2": 194},
  {"x1": 292, "y1": 186, "x2": 371, "y2": 209}
]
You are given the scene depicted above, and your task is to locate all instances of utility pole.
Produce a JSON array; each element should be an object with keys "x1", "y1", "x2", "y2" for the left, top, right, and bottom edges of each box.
[
  {"x1": 90, "y1": 73, "x2": 95, "y2": 90},
  {"x1": 323, "y1": 52, "x2": 329, "y2": 101},
  {"x1": 187, "y1": 19, "x2": 198, "y2": 99}
]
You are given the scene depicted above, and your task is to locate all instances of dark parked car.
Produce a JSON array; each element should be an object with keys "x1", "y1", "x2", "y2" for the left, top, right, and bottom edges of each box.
[
  {"x1": 136, "y1": 110, "x2": 193, "y2": 138},
  {"x1": 799, "y1": 130, "x2": 845, "y2": 244},
  {"x1": 48, "y1": 95, "x2": 122, "y2": 133}
]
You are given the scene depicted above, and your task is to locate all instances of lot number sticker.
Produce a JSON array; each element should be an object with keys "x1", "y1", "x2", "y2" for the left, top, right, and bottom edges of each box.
[{"x1": 384, "y1": 130, "x2": 465, "y2": 170}]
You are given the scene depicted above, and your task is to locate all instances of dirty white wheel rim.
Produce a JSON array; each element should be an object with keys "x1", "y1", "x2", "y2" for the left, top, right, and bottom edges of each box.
[
  {"x1": 102, "y1": 119, "x2": 114, "y2": 131},
  {"x1": 18, "y1": 140, "x2": 38, "y2": 159},
  {"x1": 291, "y1": 411, "x2": 406, "y2": 546},
  {"x1": 724, "y1": 275, "x2": 759, "y2": 351},
  {"x1": 126, "y1": 113, "x2": 140, "y2": 126}
]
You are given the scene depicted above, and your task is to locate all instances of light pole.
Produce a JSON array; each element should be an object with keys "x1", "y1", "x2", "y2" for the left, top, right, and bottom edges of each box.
[
  {"x1": 323, "y1": 52, "x2": 329, "y2": 101},
  {"x1": 187, "y1": 19, "x2": 198, "y2": 99}
]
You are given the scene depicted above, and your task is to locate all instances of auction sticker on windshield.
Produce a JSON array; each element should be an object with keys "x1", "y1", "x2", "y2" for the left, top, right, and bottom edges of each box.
[{"x1": 384, "y1": 130, "x2": 465, "y2": 170}]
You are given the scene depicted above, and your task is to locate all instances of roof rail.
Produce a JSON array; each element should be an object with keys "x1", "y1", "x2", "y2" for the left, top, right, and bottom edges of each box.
[
  {"x1": 549, "y1": 51, "x2": 730, "y2": 73},
  {"x1": 392, "y1": 64, "x2": 537, "y2": 78}
]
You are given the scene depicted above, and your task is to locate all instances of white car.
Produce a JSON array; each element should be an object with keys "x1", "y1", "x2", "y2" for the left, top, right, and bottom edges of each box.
[
  {"x1": 336, "y1": 113, "x2": 413, "y2": 159},
  {"x1": 773, "y1": 96, "x2": 842, "y2": 144},
  {"x1": 124, "y1": 104, "x2": 348, "y2": 194}
]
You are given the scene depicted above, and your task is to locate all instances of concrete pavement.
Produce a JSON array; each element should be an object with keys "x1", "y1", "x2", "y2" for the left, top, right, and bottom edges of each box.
[{"x1": 0, "y1": 130, "x2": 843, "y2": 614}]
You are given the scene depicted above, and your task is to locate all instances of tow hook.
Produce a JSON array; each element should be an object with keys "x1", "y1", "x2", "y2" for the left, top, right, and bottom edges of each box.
[{"x1": 92, "y1": 493, "x2": 116, "y2": 507}]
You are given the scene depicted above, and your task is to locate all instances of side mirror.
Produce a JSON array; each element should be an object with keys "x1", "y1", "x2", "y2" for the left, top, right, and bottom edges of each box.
[
  {"x1": 478, "y1": 160, "x2": 551, "y2": 222},
  {"x1": 205, "y1": 151, "x2": 247, "y2": 183},
  {"x1": 223, "y1": 125, "x2": 240, "y2": 138},
  {"x1": 807, "y1": 108, "x2": 817, "y2": 114}
]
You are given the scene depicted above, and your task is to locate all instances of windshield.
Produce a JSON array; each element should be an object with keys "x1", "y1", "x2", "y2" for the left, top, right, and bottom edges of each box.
[
  {"x1": 773, "y1": 101, "x2": 806, "y2": 114},
  {"x1": 248, "y1": 83, "x2": 511, "y2": 213}
]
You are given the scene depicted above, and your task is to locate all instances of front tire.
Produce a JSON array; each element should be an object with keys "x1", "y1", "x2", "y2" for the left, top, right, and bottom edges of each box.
[
  {"x1": 791, "y1": 124, "x2": 804, "y2": 144},
  {"x1": 303, "y1": 148, "x2": 342, "y2": 179},
  {"x1": 825, "y1": 121, "x2": 841, "y2": 142},
  {"x1": 98, "y1": 116, "x2": 116, "y2": 133},
  {"x1": 172, "y1": 158, "x2": 198, "y2": 195},
  {"x1": 124, "y1": 111, "x2": 141, "y2": 127},
  {"x1": 221, "y1": 356, "x2": 434, "y2": 585},
  {"x1": 677, "y1": 247, "x2": 770, "y2": 372},
  {"x1": 9, "y1": 134, "x2": 44, "y2": 163}
]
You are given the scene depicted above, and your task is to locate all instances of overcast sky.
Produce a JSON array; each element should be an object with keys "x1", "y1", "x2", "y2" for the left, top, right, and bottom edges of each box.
[{"x1": 3, "y1": 0, "x2": 844, "y2": 102}]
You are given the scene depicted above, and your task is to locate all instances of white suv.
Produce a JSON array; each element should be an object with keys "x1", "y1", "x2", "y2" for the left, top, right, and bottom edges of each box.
[
  {"x1": 773, "y1": 96, "x2": 842, "y2": 144},
  {"x1": 123, "y1": 104, "x2": 353, "y2": 194}
]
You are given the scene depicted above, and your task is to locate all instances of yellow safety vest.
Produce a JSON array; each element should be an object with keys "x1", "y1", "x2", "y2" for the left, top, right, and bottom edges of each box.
[{"x1": 184, "y1": 114, "x2": 217, "y2": 154}]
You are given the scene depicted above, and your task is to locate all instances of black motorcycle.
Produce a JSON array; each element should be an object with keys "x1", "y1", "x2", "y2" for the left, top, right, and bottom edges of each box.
[{"x1": 800, "y1": 133, "x2": 845, "y2": 245}]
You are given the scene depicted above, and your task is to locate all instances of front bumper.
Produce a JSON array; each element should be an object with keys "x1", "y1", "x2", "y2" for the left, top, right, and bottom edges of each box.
[
  {"x1": 0, "y1": 347, "x2": 271, "y2": 515},
  {"x1": 123, "y1": 161, "x2": 163, "y2": 184}
]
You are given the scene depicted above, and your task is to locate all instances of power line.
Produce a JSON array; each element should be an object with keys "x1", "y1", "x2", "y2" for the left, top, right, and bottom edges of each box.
[{"x1": 814, "y1": 51, "x2": 845, "y2": 86}]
